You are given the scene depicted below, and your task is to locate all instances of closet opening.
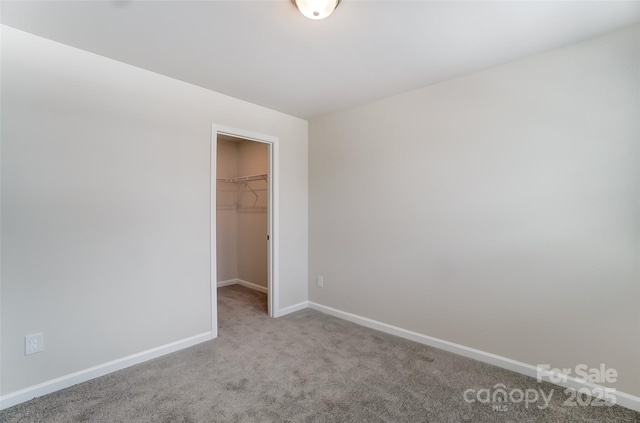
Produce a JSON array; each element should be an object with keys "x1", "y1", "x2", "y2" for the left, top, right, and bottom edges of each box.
[{"x1": 210, "y1": 125, "x2": 279, "y2": 336}]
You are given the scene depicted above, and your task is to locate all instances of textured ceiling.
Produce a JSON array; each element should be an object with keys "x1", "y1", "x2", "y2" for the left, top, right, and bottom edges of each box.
[{"x1": 2, "y1": 1, "x2": 639, "y2": 119}]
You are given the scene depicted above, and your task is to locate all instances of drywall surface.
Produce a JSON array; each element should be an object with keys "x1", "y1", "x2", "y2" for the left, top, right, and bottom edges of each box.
[
  {"x1": 309, "y1": 25, "x2": 640, "y2": 396},
  {"x1": 216, "y1": 139, "x2": 239, "y2": 282},
  {"x1": 237, "y1": 140, "x2": 269, "y2": 287},
  {"x1": 1, "y1": 26, "x2": 308, "y2": 396}
]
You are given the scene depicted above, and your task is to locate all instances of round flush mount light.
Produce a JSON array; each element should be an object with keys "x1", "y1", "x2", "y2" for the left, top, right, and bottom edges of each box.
[{"x1": 293, "y1": 0, "x2": 341, "y2": 20}]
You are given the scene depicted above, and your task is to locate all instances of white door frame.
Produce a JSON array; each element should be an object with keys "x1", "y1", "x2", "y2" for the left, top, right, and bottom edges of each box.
[{"x1": 210, "y1": 124, "x2": 279, "y2": 336}]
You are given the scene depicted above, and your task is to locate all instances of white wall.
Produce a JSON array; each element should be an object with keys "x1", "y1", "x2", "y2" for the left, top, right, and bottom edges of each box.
[
  {"x1": 309, "y1": 25, "x2": 640, "y2": 396},
  {"x1": 1, "y1": 26, "x2": 308, "y2": 397},
  {"x1": 216, "y1": 139, "x2": 239, "y2": 282},
  {"x1": 237, "y1": 140, "x2": 269, "y2": 287}
]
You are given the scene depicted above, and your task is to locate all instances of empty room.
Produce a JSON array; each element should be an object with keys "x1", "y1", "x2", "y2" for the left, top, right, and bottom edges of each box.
[{"x1": 1, "y1": 1, "x2": 639, "y2": 422}]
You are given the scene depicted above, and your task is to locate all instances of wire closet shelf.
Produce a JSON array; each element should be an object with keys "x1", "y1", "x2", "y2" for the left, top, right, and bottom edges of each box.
[{"x1": 216, "y1": 173, "x2": 268, "y2": 211}]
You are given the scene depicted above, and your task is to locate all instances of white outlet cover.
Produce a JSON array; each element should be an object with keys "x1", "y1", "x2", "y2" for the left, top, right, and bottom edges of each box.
[{"x1": 25, "y1": 333, "x2": 44, "y2": 355}]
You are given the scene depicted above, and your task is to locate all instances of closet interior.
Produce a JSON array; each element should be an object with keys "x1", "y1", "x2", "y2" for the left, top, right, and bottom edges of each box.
[{"x1": 216, "y1": 135, "x2": 269, "y2": 313}]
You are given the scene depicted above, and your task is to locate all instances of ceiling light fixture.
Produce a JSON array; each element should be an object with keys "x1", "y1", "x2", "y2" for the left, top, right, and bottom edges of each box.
[{"x1": 293, "y1": 0, "x2": 341, "y2": 20}]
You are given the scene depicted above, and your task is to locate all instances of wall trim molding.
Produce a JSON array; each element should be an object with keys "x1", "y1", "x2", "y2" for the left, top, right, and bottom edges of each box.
[
  {"x1": 276, "y1": 301, "x2": 309, "y2": 318},
  {"x1": 217, "y1": 279, "x2": 238, "y2": 288},
  {"x1": 237, "y1": 279, "x2": 268, "y2": 294},
  {"x1": 211, "y1": 124, "x2": 280, "y2": 318},
  {"x1": 0, "y1": 332, "x2": 213, "y2": 411},
  {"x1": 217, "y1": 279, "x2": 268, "y2": 293},
  {"x1": 217, "y1": 280, "x2": 305, "y2": 317},
  {"x1": 307, "y1": 302, "x2": 640, "y2": 413}
]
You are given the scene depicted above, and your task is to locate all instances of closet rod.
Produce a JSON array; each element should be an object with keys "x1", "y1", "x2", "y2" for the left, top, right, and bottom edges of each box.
[{"x1": 216, "y1": 173, "x2": 268, "y2": 184}]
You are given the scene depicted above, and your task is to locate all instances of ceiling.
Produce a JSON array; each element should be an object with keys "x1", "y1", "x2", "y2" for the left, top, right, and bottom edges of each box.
[{"x1": 2, "y1": 1, "x2": 639, "y2": 119}]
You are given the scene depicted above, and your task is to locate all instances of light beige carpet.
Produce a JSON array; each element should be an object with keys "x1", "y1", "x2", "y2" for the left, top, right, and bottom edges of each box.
[{"x1": 1, "y1": 285, "x2": 638, "y2": 422}]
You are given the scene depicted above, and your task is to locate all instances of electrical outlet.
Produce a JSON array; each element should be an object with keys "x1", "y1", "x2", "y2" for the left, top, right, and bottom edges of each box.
[
  {"x1": 25, "y1": 333, "x2": 44, "y2": 355},
  {"x1": 317, "y1": 275, "x2": 324, "y2": 288}
]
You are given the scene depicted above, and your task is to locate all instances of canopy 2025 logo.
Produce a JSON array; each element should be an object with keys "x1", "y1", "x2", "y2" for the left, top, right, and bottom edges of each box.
[{"x1": 462, "y1": 364, "x2": 619, "y2": 412}]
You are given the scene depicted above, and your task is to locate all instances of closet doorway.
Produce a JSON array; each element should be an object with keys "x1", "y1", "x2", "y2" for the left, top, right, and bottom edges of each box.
[{"x1": 210, "y1": 125, "x2": 279, "y2": 336}]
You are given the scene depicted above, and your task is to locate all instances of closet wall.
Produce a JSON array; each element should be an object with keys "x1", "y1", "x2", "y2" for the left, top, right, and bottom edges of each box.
[
  {"x1": 237, "y1": 141, "x2": 269, "y2": 288},
  {"x1": 216, "y1": 139, "x2": 239, "y2": 282},
  {"x1": 216, "y1": 137, "x2": 269, "y2": 289}
]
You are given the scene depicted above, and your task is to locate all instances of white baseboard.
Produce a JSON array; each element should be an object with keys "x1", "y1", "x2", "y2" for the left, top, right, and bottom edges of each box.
[
  {"x1": 614, "y1": 391, "x2": 640, "y2": 413},
  {"x1": 217, "y1": 279, "x2": 268, "y2": 294},
  {"x1": 307, "y1": 302, "x2": 640, "y2": 413},
  {"x1": 236, "y1": 279, "x2": 268, "y2": 293},
  {"x1": 217, "y1": 279, "x2": 237, "y2": 287},
  {"x1": 0, "y1": 332, "x2": 213, "y2": 411},
  {"x1": 276, "y1": 301, "x2": 309, "y2": 317},
  {"x1": 217, "y1": 279, "x2": 306, "y2": 318}
]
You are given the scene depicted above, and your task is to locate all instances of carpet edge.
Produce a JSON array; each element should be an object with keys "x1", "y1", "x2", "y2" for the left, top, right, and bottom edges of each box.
[
  {"x1": 0, "y1": 331, "x2": 213, "y2": 411},
  {"x1": 307, "y1": 301, "x2": 640, "y2": 413}
]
